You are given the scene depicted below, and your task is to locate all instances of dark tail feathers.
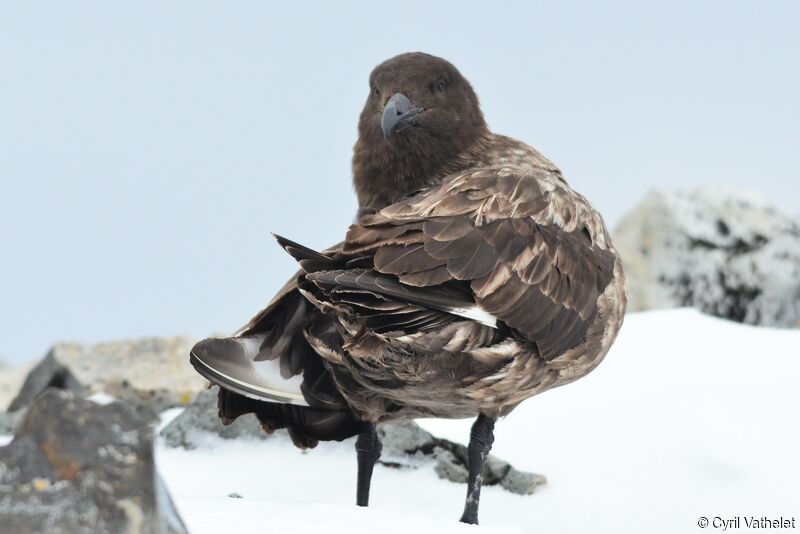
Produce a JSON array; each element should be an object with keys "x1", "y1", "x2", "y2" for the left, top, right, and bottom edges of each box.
[
  {"x1": 218, "y1": 386, "x2": 363, "y2": 449},
  {"x1": 272, "y1": 233, "x2": 339, "y2": 272}
]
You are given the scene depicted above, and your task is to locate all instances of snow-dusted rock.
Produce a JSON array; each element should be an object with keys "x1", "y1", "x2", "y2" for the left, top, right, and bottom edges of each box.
[
  {"x1": 614, "y1": 188, "x2": 800, "y2": 327},
  {"x1": 0, "y1": 389, "x2": 186, "y2": 534},
  {"x1": 7, "y1": 337, "x2": 206, "y2": 418},
  {"x1": 160, "y1": 389, "x2": 546, "y2": 495}
]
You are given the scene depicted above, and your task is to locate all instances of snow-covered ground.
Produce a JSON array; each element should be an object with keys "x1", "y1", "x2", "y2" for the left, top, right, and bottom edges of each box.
[{"x1": 154, "y1": 309, "x2": 800, "y2": 533}]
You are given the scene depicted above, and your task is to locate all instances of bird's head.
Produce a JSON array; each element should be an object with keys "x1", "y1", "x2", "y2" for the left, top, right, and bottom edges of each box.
[{"x1": 353, "y1": 53, "x2": 489, "y2": 210}]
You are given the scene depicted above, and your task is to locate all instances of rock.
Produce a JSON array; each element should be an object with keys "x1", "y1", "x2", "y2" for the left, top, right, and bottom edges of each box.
[
  {"x1": 0, "y1": 388, "x2": 187, "y2": 534},
  {"x1": 614, "y1": 188, "x2": 800, "y2": 327},
  {"x1": 7, "y1": 337, "x2": 206, "y2": 418},
  {"x1": 377, "y1": 416, "x2": 437, "y2": 454},
  {"x1": 159, "y1": 388, "x2": 269, "y2": 448},
  {"x1": 161, "y1": 390, "x2": 546, "y2": 495},
  {"x1": 432, "y1": 448, "x2": 467, "y2": 483},
  {"x1": 7, "y1": 352, "x2": 84, "y2": 412},
  {"x1": 378, "y1": 420, "x2": 546, "y2": 495},
  {"x1": 501, "y1": 467, "x2": 548, "y2": 495},
  {"x1": 0, "y1": 361, "x2": 34, "y2": 412},
  {"x1": 0, "y1": 409, "x2": 25, "y2": 435}
]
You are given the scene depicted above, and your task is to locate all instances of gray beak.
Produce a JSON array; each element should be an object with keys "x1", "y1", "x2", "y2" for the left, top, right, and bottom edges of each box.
[{"x1": 381, "y1": 93, "x2": 424, "y2": 138}]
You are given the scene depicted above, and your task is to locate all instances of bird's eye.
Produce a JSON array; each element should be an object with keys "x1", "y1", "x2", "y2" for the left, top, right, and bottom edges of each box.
[
  {"x1": 371, "y1": 85, "x2": 380, "y2": 97},
  {"x1": 431, "y1": 79, "x2": 448, "y2": 93}
]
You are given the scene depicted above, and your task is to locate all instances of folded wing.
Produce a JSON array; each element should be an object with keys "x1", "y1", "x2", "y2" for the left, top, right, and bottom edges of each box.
[{"x1": 340, "y1": 167, "x2": 616, "y2": 359}]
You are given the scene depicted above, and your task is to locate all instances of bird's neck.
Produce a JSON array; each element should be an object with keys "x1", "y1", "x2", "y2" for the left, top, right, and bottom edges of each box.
[{"x1": 352, "y1": 132, "x2": 493, "y2": 212}]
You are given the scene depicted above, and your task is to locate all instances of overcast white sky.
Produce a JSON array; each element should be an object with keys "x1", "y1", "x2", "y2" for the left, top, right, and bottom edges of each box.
[{"x1": 1, "y1": 1, "x2": 798, "y2": 363}]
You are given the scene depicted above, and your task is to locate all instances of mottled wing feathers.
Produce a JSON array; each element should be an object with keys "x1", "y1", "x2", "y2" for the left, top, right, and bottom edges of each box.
[
  {"x1": 303, "y1": 268, "x2": 480, "y2": 334},
  {"x1": 343, "y1": 167, "x2": 615, "y2": 359},
  {"x1": 306, "y1": 269, "x2": 474, "y2": 316}
]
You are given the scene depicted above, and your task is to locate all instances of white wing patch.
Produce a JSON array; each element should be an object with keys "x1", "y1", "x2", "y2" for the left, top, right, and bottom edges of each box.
[
  {"x1": 241, "y1": 337, "x2": 307, "y2": 403},
  {"x1": 449, "y1": 306, "x2": 498, "y2": 328},
  {"x1": 190, "y1": 335, "x2": 310, "y2": 407}
]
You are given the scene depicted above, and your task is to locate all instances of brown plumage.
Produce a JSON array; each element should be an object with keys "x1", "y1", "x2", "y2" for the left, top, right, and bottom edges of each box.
[{"x1": 190, "y1": 52, "x2": 627, "y2": 524}]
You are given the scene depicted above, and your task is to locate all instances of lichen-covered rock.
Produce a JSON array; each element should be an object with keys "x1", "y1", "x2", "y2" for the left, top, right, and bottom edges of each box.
[
  {"x1": 7, "y1": 337, "x2": 205, "y2": 417},
  {"x1": 159, "y1": 390, "x2": 546, "y2": 495},
  {"x1": 614, "y1": 188, "x2": 800, "y2": 327},
  {"x1": 0, "y1": 388, "x2": 186, "y2": 534}
]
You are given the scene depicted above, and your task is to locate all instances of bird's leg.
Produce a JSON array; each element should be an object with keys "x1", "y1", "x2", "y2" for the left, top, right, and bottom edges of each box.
[
  {"x1": 459, "y1": 413, "x2": 496, "y2": 525},
  {"x1": 355, "y1": 422, "x2": 382, "y2": 507}
]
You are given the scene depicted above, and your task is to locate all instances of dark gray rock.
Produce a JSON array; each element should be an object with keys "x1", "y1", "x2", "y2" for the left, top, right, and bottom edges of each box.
[
  {"x1": 160, "y1": 388, "x2": 270, "y2": 448},
  {"x1": 7, "y1": 338, "x2": 206, "y2": 419},
  {"x1": 0, "y1": 408, "x2": 24, "y2": 435},
  {"x1": 7, "y1": 352, "x2": 83, "y2": 412},
  {"x1": 378, "y1": 420, "x2": 546, "y2": 495},
  {"x1": 160, "y1": 390, "x2": 545, "y2": 495},
  {"x1": 0, "y1": 388, "x2": 187, "y2": 534}
]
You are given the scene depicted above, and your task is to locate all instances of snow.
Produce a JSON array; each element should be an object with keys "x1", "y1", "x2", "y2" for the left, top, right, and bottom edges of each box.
[
  {"x1": 1, "y1": 309, "x2": 797, "y2": 531},
  {"x1": 154, "y1": 309, "x2": 800, "y2": 533},
  {"x1": 157, "y1": 407, "x2": 186, "y2": 434},
  {"x1": 87, "y1": 391, "x2": 116, "y2": 405}
]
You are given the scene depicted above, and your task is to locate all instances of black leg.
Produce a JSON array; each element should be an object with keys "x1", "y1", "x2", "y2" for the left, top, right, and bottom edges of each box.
[
  {"x1": 355, "y1": 422, "x2": 382, "y2": 507},
  {"x1": 459, "y1": 413, "x2": 496, "y2": 525}
]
